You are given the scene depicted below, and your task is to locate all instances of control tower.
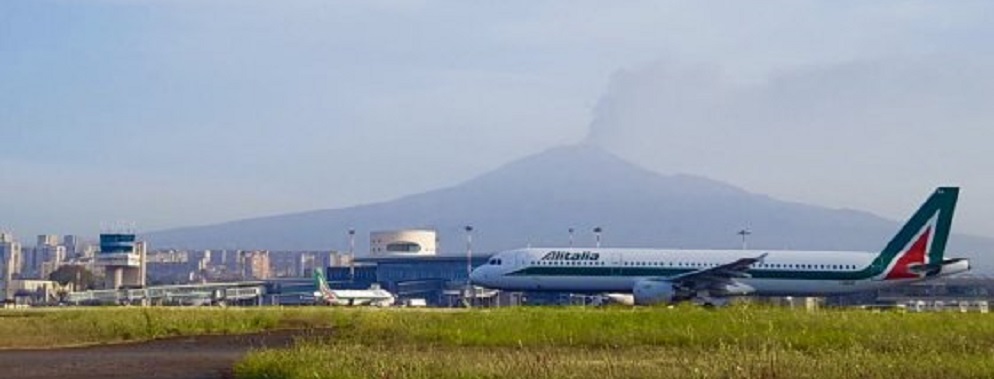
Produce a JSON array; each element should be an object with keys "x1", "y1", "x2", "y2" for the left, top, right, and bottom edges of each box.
[{"x1": 96, "y1": 233, "x2": 147, "y2": 289}]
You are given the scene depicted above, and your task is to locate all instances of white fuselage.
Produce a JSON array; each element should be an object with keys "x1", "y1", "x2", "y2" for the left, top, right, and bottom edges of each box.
[
  {"x1": 470, "y1": 248, "x2": 966, "y2": 297},
  {"x1": 317, "y1": 289, "x2": 395, "y2": 307}
]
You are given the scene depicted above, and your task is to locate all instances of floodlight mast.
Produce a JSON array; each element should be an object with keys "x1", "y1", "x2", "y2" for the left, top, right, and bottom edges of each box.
[
  {"x1": 738, "y1": 229, "x2": 751, "y2": 250},
  {"x1": 465, "y1": 225, "x2": 474, "y2": 306},
  {"x1": 348, "y1": 228, "x2": 356, "y2": 282}
]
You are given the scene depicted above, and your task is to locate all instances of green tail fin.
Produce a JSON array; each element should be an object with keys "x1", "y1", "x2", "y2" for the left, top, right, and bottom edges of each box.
[
  {"x1": 872, "y1": 187, "x2": 959, "y2": 279},
  {"x1": 313, "y1": 268, "x2": 328, "y2": 290}
]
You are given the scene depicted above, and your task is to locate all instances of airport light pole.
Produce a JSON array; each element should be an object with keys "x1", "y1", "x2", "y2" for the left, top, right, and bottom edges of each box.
[
  {"x1": 593, "y1": 227, "x2": 602, "y2": 248},
  {"x1": 465, "y1": 225, "x2": 474, "y2": 306},
  {"x1": 348, "y1": 228, "x2": 356, "y2": 283},
  {"x1": 737, "y1": 229, "x2": 751, "y2": 250}
]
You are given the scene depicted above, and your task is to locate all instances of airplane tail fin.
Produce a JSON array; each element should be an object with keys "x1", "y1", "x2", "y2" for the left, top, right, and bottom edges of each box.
[
  {"x1": 313, "y1": 268, "x2": 336, "y2": 300},
  {"x1": 871, "y1": 187, "x2": 958, "y2": 280}
]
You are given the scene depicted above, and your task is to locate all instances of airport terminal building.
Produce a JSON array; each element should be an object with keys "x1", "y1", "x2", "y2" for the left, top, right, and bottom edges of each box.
[{"x1": 322, "y1": 229, "x2": 497, "y2": 306}]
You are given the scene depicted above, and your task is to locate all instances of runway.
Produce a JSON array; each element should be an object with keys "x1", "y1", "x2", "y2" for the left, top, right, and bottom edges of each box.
[{"x1": 0, "y1": 329, "x2": 328, "y2": 379}]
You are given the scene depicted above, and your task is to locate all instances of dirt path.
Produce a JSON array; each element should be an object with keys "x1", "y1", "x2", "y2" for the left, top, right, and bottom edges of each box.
[{"x1": 0, "y1": 329, "x2": 327, "y2": 379}]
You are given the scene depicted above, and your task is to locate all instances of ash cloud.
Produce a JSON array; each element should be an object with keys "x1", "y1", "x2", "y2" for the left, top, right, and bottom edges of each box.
[{"x1": 584, "y1": 58, "x2": 994, "y2": 236}]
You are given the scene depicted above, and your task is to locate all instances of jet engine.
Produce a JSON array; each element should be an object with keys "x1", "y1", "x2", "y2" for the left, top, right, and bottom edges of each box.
[
  {"x1": 632, "y1": 279, "x2": 677, "y2": 305},
  {"x1": 908, "y1": 258, "x2": 971, "y2": 277},
  {"x1": 938, "y1": 258, "x2": 970, "y2": 276}
]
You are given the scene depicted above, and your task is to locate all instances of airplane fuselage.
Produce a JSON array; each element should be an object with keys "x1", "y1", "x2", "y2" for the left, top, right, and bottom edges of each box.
[
  {"x1": 471, "y1": 247, "x2": 969, "y2": 297},
  {"x1": 471, "y1": 188, "x2": 969, "y2": 304}
]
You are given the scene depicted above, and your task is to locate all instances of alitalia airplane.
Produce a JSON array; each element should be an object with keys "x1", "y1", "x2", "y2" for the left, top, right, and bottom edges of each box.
[
  {"x1": 469, "y1": 187, "x2": 970, "y2": 305},
  {"x1": 312, "y1": 269, "x2": 395, "y2": 307}
]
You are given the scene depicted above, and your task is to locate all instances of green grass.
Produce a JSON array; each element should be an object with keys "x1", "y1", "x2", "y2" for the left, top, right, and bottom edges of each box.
[
  {"x1": 0, "y1": 307, "x2": 339, "y2": 348},
  {"x1": 5, "y1": 306, "x2": 994, "y2": 378},
  {"x1": 236, "y1": 344, "x2": 994, "y2": 379},
  {"x1": 233, "y1": 305, "x2": 994, "y2": 379}
]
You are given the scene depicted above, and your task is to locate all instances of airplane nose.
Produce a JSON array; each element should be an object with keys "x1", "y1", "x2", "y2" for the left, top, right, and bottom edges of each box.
[{"x1": 469, "y1": 267, "x2": 487, "y2": 286}]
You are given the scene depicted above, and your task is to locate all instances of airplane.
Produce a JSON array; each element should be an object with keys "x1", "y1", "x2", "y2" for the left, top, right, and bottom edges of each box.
[
  {"x1": 312, "y1": 269, "x2": 395, "y2": 307},
  {"x1": 470, "y1": 187, "x2": 971, "y2": 306}
]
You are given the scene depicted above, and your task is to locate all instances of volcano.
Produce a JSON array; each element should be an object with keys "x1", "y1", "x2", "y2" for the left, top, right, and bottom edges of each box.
[{"x1": 144, "y1": 144, "x2": 992, "y2": 273}]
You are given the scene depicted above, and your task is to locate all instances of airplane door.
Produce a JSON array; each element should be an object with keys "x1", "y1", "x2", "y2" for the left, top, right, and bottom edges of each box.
[
  {"x1": 518, "y1": 251, "x2": 529, "y2": 266},
  {"x1": 870, "y1": 259, "x2": 885, "y2": 281},
  {"x1": 517, "y1": 251, "x2": 540, "y2": 290},
  {"x1": 611, "y1": 252, "x2": 623, "y2": 276}
]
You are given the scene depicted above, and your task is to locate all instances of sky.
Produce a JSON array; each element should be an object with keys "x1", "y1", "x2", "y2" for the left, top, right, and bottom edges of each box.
[{"x1": 2, "y1": 1, "x2": 993, "y2": 241}]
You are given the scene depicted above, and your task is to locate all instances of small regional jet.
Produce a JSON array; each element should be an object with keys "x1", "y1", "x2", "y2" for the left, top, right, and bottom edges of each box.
[
  {"x1": 470, "y1": 187, "x2": 970, "y2": 306},
  {"x1": 313, "y1": 269, "x2": 395, "y2": 307}
]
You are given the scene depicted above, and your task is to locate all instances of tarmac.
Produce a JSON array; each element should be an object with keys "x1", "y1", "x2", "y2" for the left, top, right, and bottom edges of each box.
[{"x1": 0, "y1": 329, "x2": 327, "y2": 379}]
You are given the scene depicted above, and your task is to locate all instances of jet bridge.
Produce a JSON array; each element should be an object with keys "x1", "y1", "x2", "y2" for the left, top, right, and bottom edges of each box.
[{"x1": 64, "y1": 281, "x2": 266, "y2": 306}]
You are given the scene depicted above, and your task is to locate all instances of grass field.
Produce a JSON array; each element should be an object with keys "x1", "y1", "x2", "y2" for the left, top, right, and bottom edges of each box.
[
  {"x1": 233, "y1": 305, "x2": 994, "y2": 379},
  {"x1": 0, "y1": 307, "x2": 336, "y2": 348},
  {"x1": 3, "y1": 306, "x2": 993, "y2": 378}
]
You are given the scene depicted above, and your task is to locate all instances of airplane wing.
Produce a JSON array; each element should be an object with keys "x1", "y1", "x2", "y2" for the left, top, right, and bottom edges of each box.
[{"x1": 666, "y1": 253, "x2": 767, "y2": 292}]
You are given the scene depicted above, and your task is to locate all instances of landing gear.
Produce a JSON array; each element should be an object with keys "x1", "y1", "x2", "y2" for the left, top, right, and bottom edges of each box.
[{"x1": 695, "y1": 297, "x2": 729, "y2": 308}]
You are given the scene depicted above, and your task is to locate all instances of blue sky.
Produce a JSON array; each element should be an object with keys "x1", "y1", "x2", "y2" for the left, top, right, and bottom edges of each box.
[{"x1": 3, "y1": 1, "x2": 993, "y2": 241}]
